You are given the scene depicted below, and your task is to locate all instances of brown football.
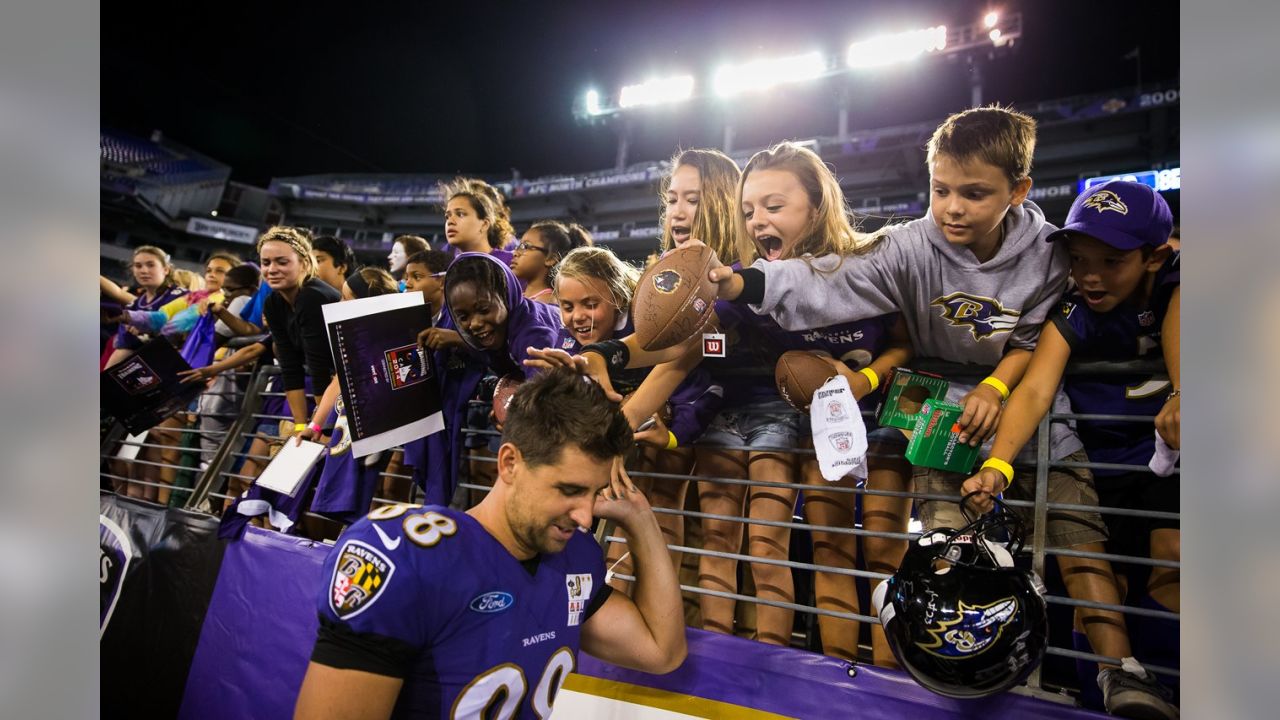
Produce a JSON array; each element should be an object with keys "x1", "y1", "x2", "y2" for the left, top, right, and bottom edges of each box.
[
  {"x1": 775, "y1": 350, "x2": 838, "y2": 412},
  {"x1": 492, "y1": 374, "x2": 525, "y2": 425},
  {"x1": 631, "y1": 244, "x2": 719, "y2": 352}
]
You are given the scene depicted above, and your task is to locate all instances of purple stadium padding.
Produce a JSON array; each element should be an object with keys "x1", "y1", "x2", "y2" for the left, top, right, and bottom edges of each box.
[
  {"x1": 580, "y1": 629, "x2": 1107, "y2": 719},
  {"x1": 178, "y1": 527, "x2": 328, "y2": 720},
  {"x1": 179, "y1": 525, "x2": 1106, "y2": 719}
]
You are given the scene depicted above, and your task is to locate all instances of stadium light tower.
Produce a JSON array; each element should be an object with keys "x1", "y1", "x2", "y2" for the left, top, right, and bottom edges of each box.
[
  {"x1": 712, "y1": 51, "x2": 828, "y2": 98},
  {"x1": 619, "y1": 75, "x2": 695, "y2": 109},
  {"x1": 845, "y1": 25, "x2": 947, "y2": 69},
  {"x1": 574, "y1": 11, "x2": 1022, "y2": 158}
]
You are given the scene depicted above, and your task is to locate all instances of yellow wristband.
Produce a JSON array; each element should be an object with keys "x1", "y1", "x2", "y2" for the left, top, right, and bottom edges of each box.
[
  {"x1": 293, "y1": 422, "x2": 308, "y2": 433},
  {"x1": 981, "y1": 458, "x2": 1015, "y2": 488},
  {"x1": 665, "y1": 431, "x2": 678, "y2": 450},
  {"x1": 857, "y1": 367, "x2": 880, "y2": 391},
  {"x1": 980, "y1": 376, "x2": 1010, "y2": 401}
]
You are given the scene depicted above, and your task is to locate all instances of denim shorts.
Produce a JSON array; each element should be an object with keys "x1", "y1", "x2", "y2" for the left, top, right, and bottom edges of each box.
[
  {"x1": 866, "y1": 425, "x2": 909, "y2": 462},
  {"x1": 699, "y1": 399, "x2": 803, "y2": 450}
]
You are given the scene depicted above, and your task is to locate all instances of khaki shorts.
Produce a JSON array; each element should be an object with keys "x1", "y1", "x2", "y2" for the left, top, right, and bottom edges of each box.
[{"x1": 913, "y1": 449, "x2": 1107, "y2": 549}]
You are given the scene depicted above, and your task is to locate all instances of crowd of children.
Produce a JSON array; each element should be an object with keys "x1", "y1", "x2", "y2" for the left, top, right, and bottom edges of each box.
[{"x1": 100, "y1": 105, "x2": 1179, "y2": 719}]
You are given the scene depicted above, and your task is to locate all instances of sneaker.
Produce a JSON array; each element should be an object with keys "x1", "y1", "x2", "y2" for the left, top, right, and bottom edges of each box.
[{"x1": 1097, "y1": 657, "x2": 1179, "y2": 720}]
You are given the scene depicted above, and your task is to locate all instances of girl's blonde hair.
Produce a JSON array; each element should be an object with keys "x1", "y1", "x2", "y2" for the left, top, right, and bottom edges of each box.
[
  {"x1": 553, "y1": 246, "x2": 641, "y2": 318},
  {"x1": 256, "y1": 225, "x2": 318, "y2": 282},
  {"x1": 735, "y1": 142, "x2": 881, "y2": 268},
  {"x1": 171, "y1": 268, "x2": 205, "y2": 291},
  {"x1": 440, "y1": 177, "x2": 514, "y2": 250},
  {"x1": 131, "y1": 245, "x2": 177, "y2": 288},
  {"x1": 659, "y1": 148, "x2": 743, "y2": 263}
]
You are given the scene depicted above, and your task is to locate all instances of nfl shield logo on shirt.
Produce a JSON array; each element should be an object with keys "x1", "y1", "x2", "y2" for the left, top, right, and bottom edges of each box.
[{"x1": 566, "y1": 573, "x2": 593, "y2": 626}]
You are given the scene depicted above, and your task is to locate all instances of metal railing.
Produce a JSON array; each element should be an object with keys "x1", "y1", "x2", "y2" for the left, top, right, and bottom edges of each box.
[{"x1": 100, "y1": 357, "x2": 1180, "y2": 698}]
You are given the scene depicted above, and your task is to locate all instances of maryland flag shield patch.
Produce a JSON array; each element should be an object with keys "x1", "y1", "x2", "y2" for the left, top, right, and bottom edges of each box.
[{"x1": 329, "y1": 540, "x2": 396, "y2": 619}]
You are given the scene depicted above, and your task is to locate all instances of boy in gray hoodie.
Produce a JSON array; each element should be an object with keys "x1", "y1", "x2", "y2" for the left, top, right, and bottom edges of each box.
[{"x1": 713, "y1": 108, "x2": 1168, "y2": 717}]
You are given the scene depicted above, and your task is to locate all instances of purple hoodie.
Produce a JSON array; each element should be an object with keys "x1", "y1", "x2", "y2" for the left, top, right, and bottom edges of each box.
[
  {"x1": 409, "y1": 253, "x2": 560, "y2": 504},
  {"x1": 446, "y1": 253, "x2": 562, "y2": 378}
]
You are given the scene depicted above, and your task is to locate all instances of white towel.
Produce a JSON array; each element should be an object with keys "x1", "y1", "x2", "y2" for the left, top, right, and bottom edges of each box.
[
  {"x1": 1148, "y1": 429, "x2": 1180, "y2": 477},
  {"x1": 810, "y1": 375, "x2": 868, "y2": 482}
]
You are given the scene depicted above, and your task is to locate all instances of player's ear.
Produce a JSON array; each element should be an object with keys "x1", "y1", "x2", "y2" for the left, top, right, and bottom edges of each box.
[{"x1": 496, "y1": 442, "x2": 520, "y2": 485}]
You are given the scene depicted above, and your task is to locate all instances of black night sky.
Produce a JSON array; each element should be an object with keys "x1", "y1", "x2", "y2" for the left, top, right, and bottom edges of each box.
[{"x1": 101, "y1": 1, "x2": 1178, "y2": 185}]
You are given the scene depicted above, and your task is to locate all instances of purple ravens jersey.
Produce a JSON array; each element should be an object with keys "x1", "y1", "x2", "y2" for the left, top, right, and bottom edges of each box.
[
  {"x1": 310, "y1": 401, "x2": 386, "y2": 524},
  {"x1": 1051, "y1": 254, "x2": 1179, "y2": 475},
  {"x1": 311, "y1": 505, "x2": 610, "y2": 719},
  {"x1": 713, "y1": 292, "x2": 897, "y2": 408}
]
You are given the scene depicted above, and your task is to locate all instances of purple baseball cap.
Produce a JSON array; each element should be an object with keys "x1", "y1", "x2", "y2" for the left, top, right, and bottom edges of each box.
[{"x1": 1046, "y1": 180, "x2": 1174, "y2": 250}]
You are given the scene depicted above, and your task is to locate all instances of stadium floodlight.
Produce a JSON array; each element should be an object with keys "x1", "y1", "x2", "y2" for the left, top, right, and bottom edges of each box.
[
  {"x1": 846, "y1": 25, "x2": 947, "y2": 69},
  {"x1": 584, "y1": 89, "x2": 604, "y2": 116},
  {"x1": 984, "y1": 12, "x2": 999, "y2": 29},
  {"x1": 712, "y1": 51, "x2": 827, "y2": 98},
  {"x1": 618, "y1": 75, "x2": 695, "y2": 109}
]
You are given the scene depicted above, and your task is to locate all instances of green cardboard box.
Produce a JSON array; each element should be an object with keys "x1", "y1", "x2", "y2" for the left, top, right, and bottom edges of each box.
[
  {"x1": 905, "y1": 399, "x2": 980, "y2": 473},
  {"x1": 877, "y1": 368, "x2": 950, "y2": 430}
]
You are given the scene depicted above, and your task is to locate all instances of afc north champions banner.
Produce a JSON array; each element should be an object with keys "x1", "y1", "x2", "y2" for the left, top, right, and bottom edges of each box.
[{"x1": 100, "y1": 494, "x2": 226, "y2": 719}]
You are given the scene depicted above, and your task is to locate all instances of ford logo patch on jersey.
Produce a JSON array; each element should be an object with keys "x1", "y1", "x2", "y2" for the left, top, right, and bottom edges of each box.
[{"x1": 470, "y1": 591, "x2": 515, "y2": 614}]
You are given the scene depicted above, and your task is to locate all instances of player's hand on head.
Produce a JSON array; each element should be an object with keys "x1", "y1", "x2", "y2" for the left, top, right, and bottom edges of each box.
[
  {"x1": 958, "y1": 383, "x2": 1004, "y2": 446},
  {"x1": 1156, "y1": 392, "x2": 1180, "y2": 450},
  {"x1": 593, "y1": 457, "x2": 650, "y2": 524},
  {"x1": 961, "y1": 468, "x2": 1007, "y2": 515}
]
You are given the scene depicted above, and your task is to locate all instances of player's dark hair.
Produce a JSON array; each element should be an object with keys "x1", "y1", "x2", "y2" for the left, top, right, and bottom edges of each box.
[
  {"x1": 444, "y1": 255, "x2": 509, "y2": 307},
  {"x1": 503, "y1": 368, "x2": 633, "y2": 467},
  {"x1": 312, "y1": 235, "x2": 356, "y2": 275},
  {"x1": 406, "y1": 249, "x2": 451, "y2": 274}
]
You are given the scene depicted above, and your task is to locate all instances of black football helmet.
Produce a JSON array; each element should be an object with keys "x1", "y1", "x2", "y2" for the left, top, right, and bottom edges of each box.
[{"x1": 871, "y1": 496, "x2": 1048, "y2": 698}]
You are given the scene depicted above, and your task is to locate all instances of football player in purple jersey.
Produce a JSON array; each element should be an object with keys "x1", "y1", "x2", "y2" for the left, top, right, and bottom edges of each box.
[{"x1": 294, "y1": 369, "x2": 686, "y2": 719}]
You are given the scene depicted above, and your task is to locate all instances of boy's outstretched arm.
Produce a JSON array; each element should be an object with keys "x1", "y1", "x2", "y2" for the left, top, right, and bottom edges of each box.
[
  {"x1": 961, "y1": 321, "x2": 1073, "y2": 514},
  {"x1": 957, "y1": 347, "x2": 1033, "y2": 447},
  {"x1": 708, "y1": 245, "x2": 905, "y2": 331},
  {"x1": 1155, "y1": 286, "x2": 1180, "y2": 449}
]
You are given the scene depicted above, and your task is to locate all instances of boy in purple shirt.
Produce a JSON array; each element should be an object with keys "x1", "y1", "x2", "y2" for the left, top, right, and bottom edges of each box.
[{"x1": 962, "y1": 181, "x2": 1179, "y2": 719}]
